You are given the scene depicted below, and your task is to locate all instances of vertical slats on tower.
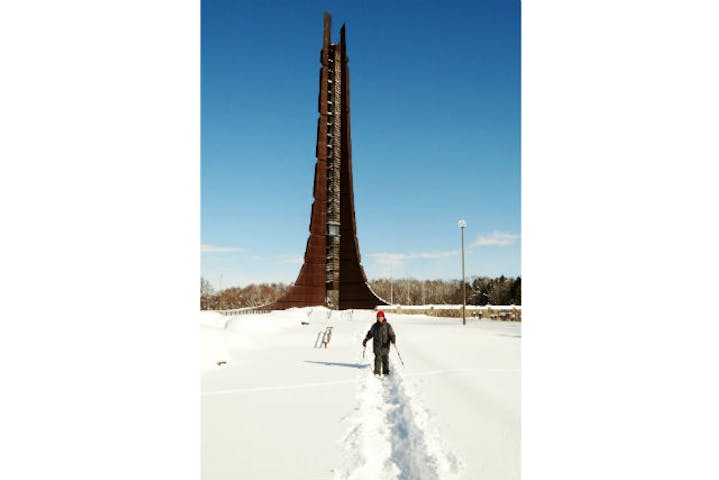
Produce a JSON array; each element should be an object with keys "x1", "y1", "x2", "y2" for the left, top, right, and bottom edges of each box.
[{"x1": 325, "y1": 44, "x2": 341, "y2": 293}]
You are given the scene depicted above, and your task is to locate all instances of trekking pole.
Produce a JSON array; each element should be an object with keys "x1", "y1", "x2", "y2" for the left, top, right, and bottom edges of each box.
[
  {"x1": 393, "y1": 343, "x2": 405, "y2": 367},
  {"x1": 362, "y1": 346, "x2": 366, "y2": 361}
]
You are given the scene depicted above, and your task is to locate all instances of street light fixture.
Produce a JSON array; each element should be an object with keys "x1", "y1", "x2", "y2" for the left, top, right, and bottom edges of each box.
[{"x1": 458, "y1": 219, "x2": 467, "y2": 325}]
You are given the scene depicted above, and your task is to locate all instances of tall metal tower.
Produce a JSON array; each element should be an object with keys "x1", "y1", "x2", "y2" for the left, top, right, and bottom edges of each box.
[{"x1": 269, "y1": 13, "x2": 387, "y2": 310}]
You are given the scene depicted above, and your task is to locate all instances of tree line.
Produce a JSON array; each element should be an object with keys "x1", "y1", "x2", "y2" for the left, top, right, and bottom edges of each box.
[
  {"x1": 368, "y1": 275, "x2": 521, "y2": 307},
  {"x1": 201, "y1": 278, "x2": 289, "y2": 310},
  {"x1": 201, "y1": 276, "x2": 520, "y2": 310}
]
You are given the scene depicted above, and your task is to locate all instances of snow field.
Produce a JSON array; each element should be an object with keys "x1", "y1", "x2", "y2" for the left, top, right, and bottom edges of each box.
[{"x1": 201, "y1": 307, "x2": 519, "y2": 479}]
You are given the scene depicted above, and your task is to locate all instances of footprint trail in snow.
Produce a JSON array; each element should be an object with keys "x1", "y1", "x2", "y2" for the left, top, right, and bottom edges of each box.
[{"x1": 335, "y1": 350, "x2": 463, "y2": 480}]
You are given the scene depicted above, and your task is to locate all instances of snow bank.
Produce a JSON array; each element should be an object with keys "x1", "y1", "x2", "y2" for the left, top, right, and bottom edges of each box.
[{"x1": 385, "y1": 304, "x2": 521, "y2": 310}]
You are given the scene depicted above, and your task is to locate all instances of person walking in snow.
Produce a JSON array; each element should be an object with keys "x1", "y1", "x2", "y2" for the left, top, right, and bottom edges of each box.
[{"x1": 362, "y1": 310, "x2": 396, "y2": 375}]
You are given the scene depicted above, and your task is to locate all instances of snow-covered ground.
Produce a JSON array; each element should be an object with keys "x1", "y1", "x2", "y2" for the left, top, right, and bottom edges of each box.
[{"x1": 201, "y1": 308, "x2": 520, "y2": 480}]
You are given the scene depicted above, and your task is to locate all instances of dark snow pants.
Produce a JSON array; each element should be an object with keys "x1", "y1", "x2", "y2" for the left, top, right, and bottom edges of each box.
[{"x1": 374, "y1": 349, "x2": 390, "y2": 375}]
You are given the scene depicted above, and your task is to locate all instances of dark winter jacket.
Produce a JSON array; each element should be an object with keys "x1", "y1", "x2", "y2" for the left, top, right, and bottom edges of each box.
[{"x1": 364, "y1": 321, "x2": 396, "y2": 354}]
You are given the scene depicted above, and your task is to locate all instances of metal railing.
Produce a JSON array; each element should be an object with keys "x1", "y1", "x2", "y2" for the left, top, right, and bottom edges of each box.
[{"x1": 217, "y1": 308, "x2": 271, "y2": 316}]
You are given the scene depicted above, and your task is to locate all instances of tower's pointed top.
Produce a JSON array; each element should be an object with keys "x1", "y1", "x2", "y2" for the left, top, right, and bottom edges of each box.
[
  {"x1": 322, "y1": 12, "x2": 332, "y2": 64},
  {"x1": 323, "y1": 12, "x2": 332, "y2": 41},
  {"x1": 340, "y1": 23, "x2": 347, "y2": 56}
]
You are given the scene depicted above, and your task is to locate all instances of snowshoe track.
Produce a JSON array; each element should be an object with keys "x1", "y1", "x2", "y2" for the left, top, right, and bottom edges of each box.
[{"x1": 335, "y1": 352, "x2": 462, "y2": 480}]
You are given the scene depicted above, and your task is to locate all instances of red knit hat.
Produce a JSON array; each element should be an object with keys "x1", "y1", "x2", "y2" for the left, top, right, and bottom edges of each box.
[{"x1": 376, "y1": 310, "x2": 385, "y2": 319}]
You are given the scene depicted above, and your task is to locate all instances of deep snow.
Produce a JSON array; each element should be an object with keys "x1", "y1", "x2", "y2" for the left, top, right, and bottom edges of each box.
[{"x1": 201, "y1": 308, "x2": 520, "y2": 479}]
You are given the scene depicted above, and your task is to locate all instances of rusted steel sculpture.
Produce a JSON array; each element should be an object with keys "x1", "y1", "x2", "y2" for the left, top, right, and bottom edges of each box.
[{"x1": 269, "y1": 13, "x2": 387, "y2": 310}]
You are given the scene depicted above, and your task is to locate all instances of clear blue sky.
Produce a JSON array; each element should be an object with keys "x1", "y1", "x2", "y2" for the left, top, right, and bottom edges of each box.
[{"x1": 202, "y1": 0, "x2": 520, "y2": 289}]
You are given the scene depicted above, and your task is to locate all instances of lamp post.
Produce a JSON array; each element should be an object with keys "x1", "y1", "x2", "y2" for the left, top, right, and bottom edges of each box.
[{"x1": 458, "y1": 219, "x2": 467, "y2": 325}]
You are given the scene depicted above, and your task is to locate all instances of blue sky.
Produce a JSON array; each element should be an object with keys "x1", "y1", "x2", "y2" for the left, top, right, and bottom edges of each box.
[{"x1": 202, "y1": 0, "x2": 520, "y2": 289}]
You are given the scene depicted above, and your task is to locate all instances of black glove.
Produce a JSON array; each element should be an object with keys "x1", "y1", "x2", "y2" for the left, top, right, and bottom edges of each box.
[
  {"x1": 362, "y1": 339, "x2": 367, "y2": 347},
  {"x1": 391, "y1": 339, "x2": 396, "y2": 345}
]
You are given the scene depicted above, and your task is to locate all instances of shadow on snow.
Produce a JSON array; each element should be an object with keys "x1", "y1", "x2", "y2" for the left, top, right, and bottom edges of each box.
[{"x1": 304, "y1": 361, "x2": 369, "y2": 369}]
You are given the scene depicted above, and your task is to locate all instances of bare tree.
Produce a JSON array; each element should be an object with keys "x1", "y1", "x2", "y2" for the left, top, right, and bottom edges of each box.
[{"x1": 201, "y1": 277, "x2": 214, "y2": 310}]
